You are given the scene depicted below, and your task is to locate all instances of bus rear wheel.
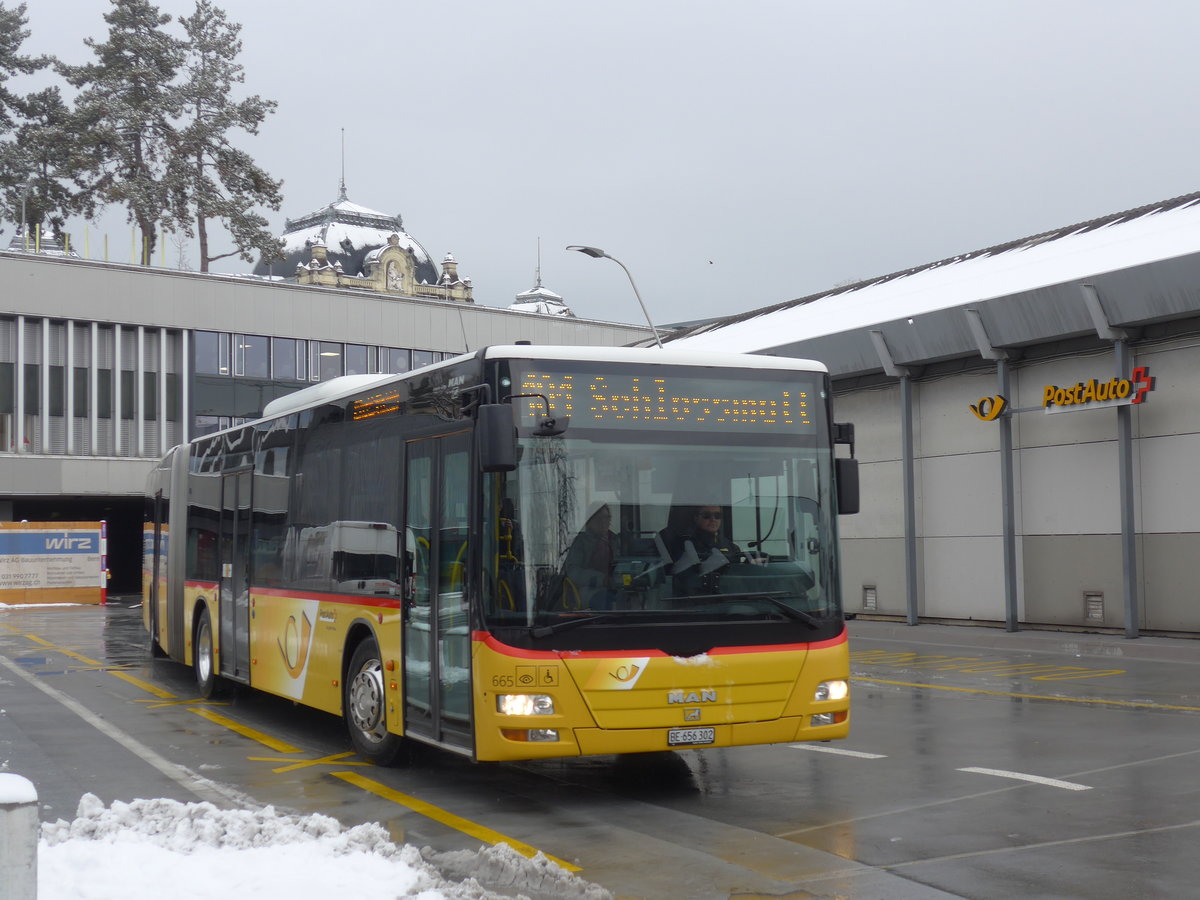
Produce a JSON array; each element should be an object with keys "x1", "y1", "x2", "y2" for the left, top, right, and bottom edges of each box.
[
  {"x1": 194, "y1": 607, "x2": 218, "y2": 698},
  {"x1": 345, "y1": 637, "x2": 405, "y2": 765}
]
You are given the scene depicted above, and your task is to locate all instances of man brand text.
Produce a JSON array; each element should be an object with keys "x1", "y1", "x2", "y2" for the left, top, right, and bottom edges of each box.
[
  {"x1": 44, "y1": 537, "x2": 95, "y2": 551},
  {"x1": 668, "y1": 689, "x2": 718, "y2": 704}
]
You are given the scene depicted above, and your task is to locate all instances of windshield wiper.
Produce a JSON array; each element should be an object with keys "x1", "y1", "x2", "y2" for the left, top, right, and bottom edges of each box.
[
  {"x1": 530, "y1": 613, "x2": 616, "y2": 638},
  {"x1": 666, "y1": 591, "x2": 821, "y2": 628},
  {"x1": 748, "y1": 594, "x2": 820, "y2": 628}
]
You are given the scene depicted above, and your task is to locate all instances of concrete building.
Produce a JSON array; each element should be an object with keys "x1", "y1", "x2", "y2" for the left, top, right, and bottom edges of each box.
[
  {"x1": 666, "y1": 192, "x2": 1200, "y2": 637},
  {"x1": 0, "y1": 251, "x2": 649, "y2": 590}
]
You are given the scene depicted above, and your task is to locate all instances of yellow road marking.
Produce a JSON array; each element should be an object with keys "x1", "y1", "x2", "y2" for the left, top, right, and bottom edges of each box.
[
  {"x1": 24, "y1": 634, "x2": 104, "y2": 665},
  {"x1": 856, "y1": 676, "x2": 1200, "y2": 712},
  {"x1": 247, "y1": 751, "x2": 373, "y2": 774},
  {"x1": 136, "y1": 696, "x2": 226, "y2": 709},
  {"x1": 331, "y1": 770, "x2": 581, "y2": 872},
  {"x1": 188, "y1": 707, "x2": 302, "y2": 753},
  {"x1": 8, "y1": 630, "x2": 180, "y2": 699},
  {"x1": 111, "y1": 671, "x2": 178, "y2": 699}
]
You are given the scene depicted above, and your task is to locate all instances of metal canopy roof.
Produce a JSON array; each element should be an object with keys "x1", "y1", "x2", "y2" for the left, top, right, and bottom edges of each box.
[{"x1": 666, "y1": 192, "x2": 1200, "y2": 380}]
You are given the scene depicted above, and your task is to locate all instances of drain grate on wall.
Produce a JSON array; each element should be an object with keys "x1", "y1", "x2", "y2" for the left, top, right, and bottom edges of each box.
[{"x1": 1084, "y1": 591, "x2": 1105, "y2": 622}]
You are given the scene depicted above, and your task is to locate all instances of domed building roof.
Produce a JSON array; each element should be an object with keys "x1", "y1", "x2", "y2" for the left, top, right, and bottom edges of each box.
[
  {"x1": 255, "y1": 184, "x2": 440, "y2": 285},
  {"x1": 508, "y1": 257, "x2": 575, "y2": 317}
]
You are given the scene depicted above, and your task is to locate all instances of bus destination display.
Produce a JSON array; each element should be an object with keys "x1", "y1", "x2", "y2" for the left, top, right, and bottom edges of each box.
[{"x1": 515, "y1": 370, "x2": 814, "y2": 433}]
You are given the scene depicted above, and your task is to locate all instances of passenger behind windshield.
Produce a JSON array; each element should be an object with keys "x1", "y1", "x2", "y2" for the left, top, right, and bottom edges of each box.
[{"x1": 562, "y1": 503, "x2": 618, "y2": 609}]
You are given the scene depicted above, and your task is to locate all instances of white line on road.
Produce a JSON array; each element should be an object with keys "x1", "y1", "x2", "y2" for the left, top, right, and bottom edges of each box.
[
  {"x1": 0, "y1": 652, "x2": 248, "y2": 807},
  {"x1": 957, "y1": 766, "x2": 1092, "y2": 791},
  {"x1": 790, "y1": 744, "x2": 888, "y2": 759}
]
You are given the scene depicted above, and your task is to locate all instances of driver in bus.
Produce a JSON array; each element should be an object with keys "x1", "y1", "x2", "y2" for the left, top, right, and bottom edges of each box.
[{"x1": 659, "y1": 505, "x2": 747, "y2": 594}]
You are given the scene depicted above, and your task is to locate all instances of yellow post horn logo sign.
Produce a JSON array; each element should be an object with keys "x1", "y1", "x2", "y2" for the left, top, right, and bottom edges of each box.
[{"x1": 969, "y1": 394, "x2": 1008, "y2": 422}]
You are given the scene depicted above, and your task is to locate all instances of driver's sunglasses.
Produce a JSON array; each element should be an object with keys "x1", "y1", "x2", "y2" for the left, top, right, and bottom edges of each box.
[{"x1": 697, "y1": 511, "x2": 723, "y2": 520}]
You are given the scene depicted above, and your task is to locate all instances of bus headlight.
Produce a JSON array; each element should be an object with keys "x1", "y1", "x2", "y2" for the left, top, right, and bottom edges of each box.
[
  {"x1": 496, "y1": 694, "x2": 555, "y2": 716},
  {"x1": 814, "y1": 680, "x2": 848, "y2": 702}
]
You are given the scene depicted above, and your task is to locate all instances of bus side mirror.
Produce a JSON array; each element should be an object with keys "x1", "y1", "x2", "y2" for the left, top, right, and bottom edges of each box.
[
  {"x1": 835, "y1": 458, "x2": 859, "y2": 515},
  {"x1": 477, "y1": 404, "x2": 516, "y2": 472}
]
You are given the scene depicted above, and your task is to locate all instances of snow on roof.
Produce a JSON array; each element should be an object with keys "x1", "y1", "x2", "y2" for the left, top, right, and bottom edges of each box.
[
  {"x1": 515, "y1": 284, "x2": 565, "y2": 302},
  {"x1": 507, "y1": 299, "x2": 574, "y2": 316},
  {"x1": 282, "y1": 221, "x2": 432, "y2": 265},
  {"x1": 669, "y1": 192, "x2": 1200, "y2": 353}
]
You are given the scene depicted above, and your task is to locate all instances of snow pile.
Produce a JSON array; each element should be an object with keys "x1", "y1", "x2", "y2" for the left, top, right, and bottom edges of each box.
[{"x1": 39, "y1": 794, "x2": 611, "y2": 900}]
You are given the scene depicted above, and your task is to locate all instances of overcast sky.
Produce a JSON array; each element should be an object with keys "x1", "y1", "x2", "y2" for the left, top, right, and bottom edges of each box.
[{"x1": 15, "y1": 0, "x2": 1200, "y2": 327}]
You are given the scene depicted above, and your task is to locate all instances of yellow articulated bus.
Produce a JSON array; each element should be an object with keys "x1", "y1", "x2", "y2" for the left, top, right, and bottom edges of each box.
[{"x1": 144, "y1": 345, "x2": 859, "y2": 763}]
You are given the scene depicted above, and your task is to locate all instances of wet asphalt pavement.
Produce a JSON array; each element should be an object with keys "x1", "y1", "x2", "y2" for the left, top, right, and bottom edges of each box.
[{"x1": 2, "y1": 599, "x2": 1197, "y2": 899}]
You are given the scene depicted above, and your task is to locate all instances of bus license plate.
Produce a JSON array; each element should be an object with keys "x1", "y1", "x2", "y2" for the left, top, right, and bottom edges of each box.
[{"x1": 667, "y1": 727, "x2": 715, "y2": 747}]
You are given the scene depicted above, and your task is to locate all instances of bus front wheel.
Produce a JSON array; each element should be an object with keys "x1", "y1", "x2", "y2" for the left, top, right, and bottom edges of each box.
[
  {"x1": 345, "y1": 637, "x2": 405, "y2": 765},
  {"x1": 194, "y1": 607, "x2": 218, "y2": 698}
]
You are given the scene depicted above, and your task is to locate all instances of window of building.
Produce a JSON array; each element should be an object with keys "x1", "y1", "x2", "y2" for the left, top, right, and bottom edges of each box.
[
  {"x1": 412, "y1": 349, "x2": 436, "y2": 369},
  {"x1": 314, "y1": 342, "x2": 343, "y2": 382},
  {"x1": 73, "y1": 368, "x2": 88, "y2": 416},
  {"x1": 272, "y1": 338, "x2": 306, "y2": 381},
  {"x1": 382, "y1": 348, "x2": 411, "y2": 374},
  {"x1": 195, "y1": 331, "x2": 230, "y2": 375},
  {"x1": 236, "y1": 334, "x2": 270, "y2": 378},
  {"x1": 345, "y1": 343, "x2": 368, "y2": 376}
]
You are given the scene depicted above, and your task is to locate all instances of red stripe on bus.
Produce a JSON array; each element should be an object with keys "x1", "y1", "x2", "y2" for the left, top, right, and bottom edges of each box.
[
  {"x1": 473, "y1": 627, "x2": 847, "y2": 659},
  {"x1": 709, "y1": 627, "x2": 847, "y2": 654},
  {"x1": 183, "y1": 581, "x2": 400, "y2": 609}
]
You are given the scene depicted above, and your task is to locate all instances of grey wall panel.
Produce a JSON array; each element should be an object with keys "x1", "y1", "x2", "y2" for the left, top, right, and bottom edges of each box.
[
  {"x1": 917, "y1": 370, "x2": 998, "y2": 456},
  {"x1": 831, "y1": 385, "x2": 905, "y2": 464},
  {"x1": 1132, "y1": 339, "x2": 1200, "y2": 439},
  {"x1": 0, "y1": 256, "x2": 651, "y2": 349},
  {"x1": 1137, "y1": 432, "x2": 1200, "y2": 533},
  {"x1": 1013, "y1": 355, "x2": 1124, "y2": 449},
  {"x1": 1018, "y1": 442, "x2": 1121, "y2": 535},
  {"x1": 840, "y1": 537, "x2": 913, "y2": 615},
  {"x1": 1141, "y1": 534, "x2": 1200, "y2": 632},
  {"x1": 922, "y1": 536, "x2": 1009, "y2": 621},
  {"x1": 920, "y1": 453, "x2": 1001, "y2": 538},
  {"x1": 1020, "y1": 535, "x2": 1126, "y2": 627},
  {"x1": 838, "y1": 459, "x2": 907, "y2": 540},
  {"x1": 0, "y1": 457, "x2": 154, "y2": 496}
]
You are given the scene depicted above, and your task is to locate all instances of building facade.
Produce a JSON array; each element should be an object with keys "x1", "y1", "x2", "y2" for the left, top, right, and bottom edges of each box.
[
  {"x1": 0, "y1": 252, "x2": 650, "y2": 589},
  {"x1": 667, "y1": 193, "x2": 1200, "y2": 637}
]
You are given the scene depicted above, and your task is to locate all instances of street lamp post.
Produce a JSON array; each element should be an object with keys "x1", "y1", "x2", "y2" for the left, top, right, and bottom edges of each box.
[{"x1": 566, "y1": 245, "x2": 664, "y2": 348}]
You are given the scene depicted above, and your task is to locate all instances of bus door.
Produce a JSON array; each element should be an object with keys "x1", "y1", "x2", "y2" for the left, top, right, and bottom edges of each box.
[
  {"x1": 149, "y1": 491, "x2": 164, "y2": 650},
  {"x1": 404, "y1": 431, "x2": 473, "y2": 751},
  {"x1": 218, "y1": 470, "x2": 252, "y2": 681}
]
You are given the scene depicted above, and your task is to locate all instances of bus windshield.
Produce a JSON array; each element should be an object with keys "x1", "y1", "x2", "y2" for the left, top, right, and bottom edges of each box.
[{"x1": 482, "y1": 363, "x2": 841, "y2": 649}]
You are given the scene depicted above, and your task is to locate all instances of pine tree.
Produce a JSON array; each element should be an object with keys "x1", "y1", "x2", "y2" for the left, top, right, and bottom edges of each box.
[
  {"x1": 0, "y1": 2, "x2": 46, "y2": 130},
  {"x1": 0, "y1": 2, "x2": 56, "y2": 234},
  {"x1": 58, "y1": 0, "x2": 185, "y2": 263},
  {"x1": 170, "y1": 0, "x2": 283, "y2": 272},
  {"x1": 7, "y1": 86, "x2": 77, "y2": 238}
]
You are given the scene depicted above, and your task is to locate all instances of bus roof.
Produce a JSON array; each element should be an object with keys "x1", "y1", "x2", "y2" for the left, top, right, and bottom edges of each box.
[
  {"x1": 242, "y1": 346, "x2": 829, "y2": 431},
  {"x1": 483, "y1": 345, "x2": 829, "y2": 372}
]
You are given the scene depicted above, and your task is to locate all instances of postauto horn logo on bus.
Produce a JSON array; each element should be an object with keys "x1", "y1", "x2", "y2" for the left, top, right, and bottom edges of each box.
[{"x1": 1043, "y1": 366, "x2": 1155, "y2": 412}]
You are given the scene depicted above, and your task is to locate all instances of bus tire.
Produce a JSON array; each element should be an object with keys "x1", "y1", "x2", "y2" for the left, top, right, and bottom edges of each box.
[
  {"x1": 345, "y1": 637, "x2": 405, "y2": 766},
  {"x1": 194, "y1": 607, "x2": 218, "y2": 698}
]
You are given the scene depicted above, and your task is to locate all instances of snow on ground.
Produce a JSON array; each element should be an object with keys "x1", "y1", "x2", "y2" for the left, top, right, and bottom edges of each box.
[{"x1": 37, "y1": 794, "x2": 611, "y2": 900}]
